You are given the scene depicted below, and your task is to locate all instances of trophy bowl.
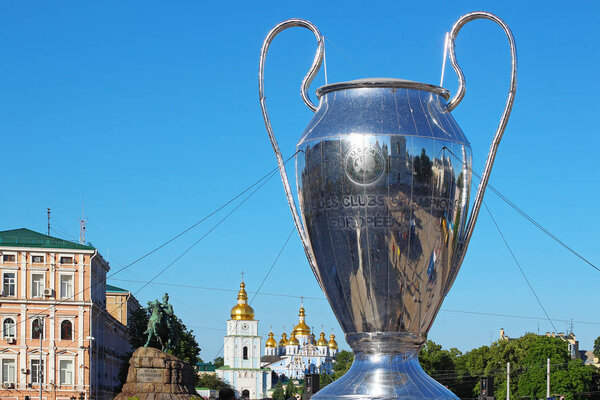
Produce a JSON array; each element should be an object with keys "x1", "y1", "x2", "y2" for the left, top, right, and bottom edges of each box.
[{"x1": 260, "y1": 12, "x2": 516, "y2": 400}]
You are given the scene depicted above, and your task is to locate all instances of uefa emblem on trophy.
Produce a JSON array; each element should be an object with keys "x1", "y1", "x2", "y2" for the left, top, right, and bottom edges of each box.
[{"x1": 260, "y1": 12, "x2": 516, "y2": 400}]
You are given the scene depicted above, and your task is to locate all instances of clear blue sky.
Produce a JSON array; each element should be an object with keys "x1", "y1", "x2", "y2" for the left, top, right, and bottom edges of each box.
[{"x1": 1, "y1": 1, "x2": 598, "y2": 361}]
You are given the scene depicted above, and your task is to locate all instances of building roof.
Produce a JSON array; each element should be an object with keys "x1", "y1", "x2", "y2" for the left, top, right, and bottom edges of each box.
[
  {"x1": 106, "y1": 284, "x2": 129, "y2": 293},
  {"x1": 580, "y1": 350, "x2": 599, "y2": 365},
  {"x1": 0, "y1": 228, "x2": 95, "y2": 251},
  {"x1": 261, "y1": 355, "x2": 284, "y2": 364},
  {"x1": 196, "y1": 362, "x2": 217, "y2": 372}
]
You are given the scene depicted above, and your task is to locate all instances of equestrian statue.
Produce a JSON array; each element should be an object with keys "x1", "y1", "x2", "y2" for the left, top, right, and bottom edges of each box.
[{"x1": 144, "y1": 293, "x2": 178, "y2": 352}]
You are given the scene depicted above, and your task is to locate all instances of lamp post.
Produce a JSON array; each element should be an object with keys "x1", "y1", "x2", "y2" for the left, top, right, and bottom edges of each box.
[
  {"x1": 34, "y1": 317, "x2": 43, "y2": 400},
  {"x1": 29, "y1": 315, "x2": 52, "y2": 400},
  {"x1": 85, "y1": 336, "x2": 95, "y2": 400}
]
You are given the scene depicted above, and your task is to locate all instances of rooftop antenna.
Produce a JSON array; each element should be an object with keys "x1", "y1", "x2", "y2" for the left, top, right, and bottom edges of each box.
[
  {"x1": 570, "y1": 319, "x2": 574, "y2": 334},
  {"x1": 79, "y1": 199, "x2": 87, "y2": 245},
  {"x1": 47, "y1": 208, "x2": 51, "y2": 236}
]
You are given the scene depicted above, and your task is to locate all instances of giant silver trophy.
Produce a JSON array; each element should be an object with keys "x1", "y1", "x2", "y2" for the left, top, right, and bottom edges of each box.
[{"x1": 260, "y1": 12, "x2": 516, "y2": 400}]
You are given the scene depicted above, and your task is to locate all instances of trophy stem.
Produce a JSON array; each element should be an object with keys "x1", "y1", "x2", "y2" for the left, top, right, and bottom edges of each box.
[{"x1": 313, "y1": 333, "x2": 459, "y2": 400}]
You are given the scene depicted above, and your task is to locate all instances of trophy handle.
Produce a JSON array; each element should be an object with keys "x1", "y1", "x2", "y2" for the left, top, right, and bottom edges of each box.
[
  {"x1": 446, "y1": 11, "x2": 517, "y2": 287},
  {"x1": 258, "y1": 19, "x2": 325, "y2": 288}
]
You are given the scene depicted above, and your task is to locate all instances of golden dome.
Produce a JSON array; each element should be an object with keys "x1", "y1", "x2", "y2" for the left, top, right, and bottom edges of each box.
[
  {"x1": 230, "y1": 282, "x2": 255, "y2": 320},
  {"x1": 266, "y1": 331, "x2": 277, "y2": 348},
  {"x1": 317, "y1": 331, "x2": 328, "y2": 346},
  {"x1": 288, "y1": 332, "x2": 300, "y2": 346},
  {"x1": 292, "y1": 306, "x2": 311, "y2": 336},
  {"x1": 328, "y1": 333, "x2": 338, "y2": 350},
  {"x1": 279, "y1": 332, "x2": 288, "y2": 347}
]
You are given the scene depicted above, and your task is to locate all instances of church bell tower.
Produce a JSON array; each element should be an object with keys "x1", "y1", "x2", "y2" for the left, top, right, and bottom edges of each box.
[{"x1": 217, "y1": 280, "x2": 270, "y2": 399}]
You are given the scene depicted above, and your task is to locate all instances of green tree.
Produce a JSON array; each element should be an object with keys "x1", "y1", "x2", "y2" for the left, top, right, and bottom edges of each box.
[
  {"x1": 168, "y1": 314, "x2": 202, "y2": 364},
  {"x1": 419, "y1": 340, "x2": 457, "y2": 387},
  {"x1": 126, "y1": 303, "x2": 202, "y2": 364},
  {"x1": 594, "y1": 336, "x2": 600, "y2": 360},
  {"x1": 319, "y1": 372, "x2": 334, "y2": 388},
  {"x1": 272, "y1": 381, "x2": 285, "y2": 400},
  {"x1": 419, "y1": 340, "x2": 467, "y2": 396},
  {"x1": 213, "y1": 356, "x2": 224, "y2": 368},
  {"x1": 515, "y1": 334, "x2": 570, "y2": 400},
  {"x1": 284, "y1": 380, "x2": 295, "y2": 399},
  {"x1": 127, "y1": 307, "x2": 151, "y2": 349},
  {"x1": 551, "y1": 359, "x2": 594, "y2": 400},
  {"x1": 413, "y1": 148, "x2": 433, "y2": 184},
  {"x1": 196, "y1": 373, "x2": 229, "y2": 391},
  {"x1": 450, "y1": 333, "x2": 599, "y2": 400},
  {"x1": 333, "y1": 350, "x2": 354, "y2": 380}
]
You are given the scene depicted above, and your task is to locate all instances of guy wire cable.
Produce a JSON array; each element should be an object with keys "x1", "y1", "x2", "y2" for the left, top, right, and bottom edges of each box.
[
  {"x1": 0, "y1": 152, "x2": 299, "y2": 338},
  {"x1": 41, "y1": 164, "x2": 284, "y2": 359},
  {"x1": 249, "y1": 226, "x2": 295, "y2": 304},
  {"x1": 441, "y1": 146, "x2": 598, "y2": 272},
  {"x1": 105, "y1": 278, "x2": 600, "y2": 325},
  {"x1": 108, "y1": 149, "x2": 301, "y2": 279},
  {"x1": 214, "y1": 226, "x2": 298, "y2": 359},
  {"x1": 108, "y1": 278, "x2": 326, "y2": 301},
  {"x1": 132, "y1": 166, "x2": 280, "y2": 296},
  {"x1": 62, "y1": 210, "x2": 296, "y2": 367},
  {"x1": 44, "y1": 267, "x2": 237, "y2": 380},
  {"x1": 483, "y1": 201, "x2": 558, "y2": 333}
]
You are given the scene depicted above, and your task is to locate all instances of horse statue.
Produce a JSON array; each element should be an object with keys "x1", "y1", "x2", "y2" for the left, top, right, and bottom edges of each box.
[{"x1": 144, "y1": 293, "x2": 177, "y2": 352}]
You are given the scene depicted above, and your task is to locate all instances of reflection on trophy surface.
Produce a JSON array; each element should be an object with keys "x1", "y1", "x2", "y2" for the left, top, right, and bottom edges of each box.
[{"x1": 260, "y1": 12, "x2": 516, "y2": 400}]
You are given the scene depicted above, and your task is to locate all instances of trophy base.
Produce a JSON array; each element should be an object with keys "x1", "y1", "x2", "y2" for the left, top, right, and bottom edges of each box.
[
  {"x1": 315, "y1": 352, "x2": 458, "y2": 400},
  {"x1": 314, "y1": 334, "x2": 458, "y2": 400}
]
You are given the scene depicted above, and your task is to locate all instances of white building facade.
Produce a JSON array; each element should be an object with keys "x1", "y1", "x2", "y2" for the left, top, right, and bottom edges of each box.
[
  {"x1": 216, "y1": 282, "x2": 271, "y2": 399},
  {"x1": 261, "y1": 306, "x2": 337, "y2": 380}
]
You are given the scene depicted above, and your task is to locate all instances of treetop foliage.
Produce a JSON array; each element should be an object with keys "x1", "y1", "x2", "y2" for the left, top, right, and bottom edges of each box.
[
  {"x1": 326, "y1": 335, "x2": 600, "y2": 400},
  {"x1": 127, "y1": 304, "x2": 202, "y2": 364}
]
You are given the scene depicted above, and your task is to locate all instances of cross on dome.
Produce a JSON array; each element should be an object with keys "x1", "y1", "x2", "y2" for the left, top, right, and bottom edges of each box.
[{"x1": 230, "y1": 279, "x2": 254, "y2": 320}]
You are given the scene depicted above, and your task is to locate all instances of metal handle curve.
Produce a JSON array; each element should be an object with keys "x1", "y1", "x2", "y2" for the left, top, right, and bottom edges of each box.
[
  {"x1": 259, "y1": 19, "x2": 324, "y2": 112},
  {"x1": 259, "y1": 19, "x2": 324, "y2": 288},
  {"x1": 447, "y1": 11, "x2": 518, "y2": 280}
]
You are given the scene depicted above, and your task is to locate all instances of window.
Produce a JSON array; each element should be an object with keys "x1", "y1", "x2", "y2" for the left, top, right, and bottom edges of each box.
[
  {"x1": 59, "y1": 256, "x2": 73, "y2": 264},
  {"x1": 2, "y1": 254, "x2": 15, "y2": 262},
  {"x1": 3, "y1": 273, "x2": 16, "y2": 297},
  {"x1": 60, "y1": 320, "x2": 72, "y2": 340},
  {"x1": 1, "y1": 359, "x2": 15, "y2": 384},
  {"x1": 3, "y1": 318, "x2": 15, "y2": 338},
  {"x1": 32, "y1": 319, "x2": 43, "y2": 339},
  {"x1": 59, "y1": 359, "x2": 73, "y2": 385},
  {"x1": 32, "y1": 273, "x2": 44, "y2": 298},
  {"x1": 59, "y1": 275, "x2": 73, "y2": 299},
  {"x1": 243, "y1": 346, "x2": 248, "y2": 360},
  {"x1": 32, "y1": 255, "x2": 44, "y2": 263},
  {"x1": 31, "y1": 359, "x2": 44, "y2": 384}
]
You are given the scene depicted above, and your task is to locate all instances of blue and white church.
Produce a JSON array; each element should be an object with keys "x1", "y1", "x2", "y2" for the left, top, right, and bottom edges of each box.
[
  {"x1": 261, "y1": 305, "x2": 338, "y2": 380},
  {"x1": 216, "y1": 281, "x2": 271, "y2": 399}
]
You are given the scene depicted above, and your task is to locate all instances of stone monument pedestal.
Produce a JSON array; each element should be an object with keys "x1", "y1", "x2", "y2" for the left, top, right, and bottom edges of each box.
[{"x1": 114, "y1": 347, "x2": 199, "y2": 400}]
